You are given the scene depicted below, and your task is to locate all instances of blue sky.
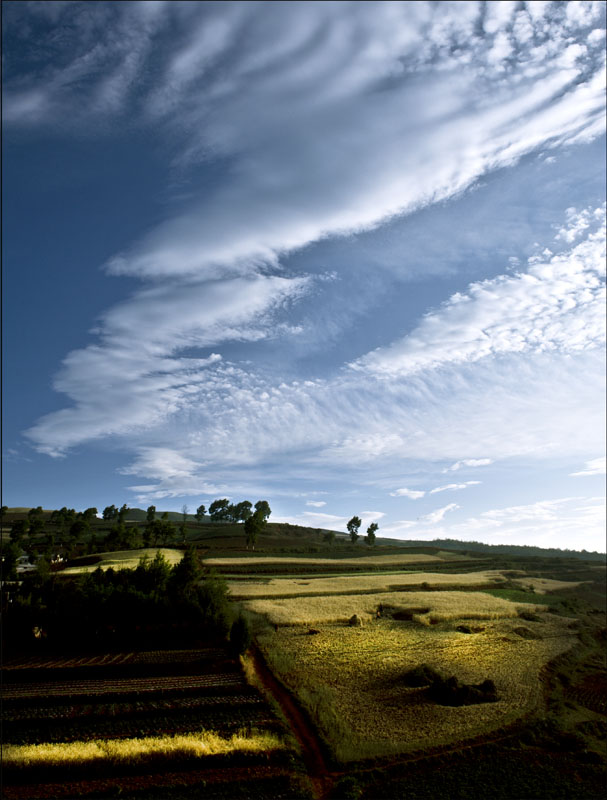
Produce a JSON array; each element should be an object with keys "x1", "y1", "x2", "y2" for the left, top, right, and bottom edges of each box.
[{"x1": 2, "y1": 0, "x2": 605, "y2": 551}]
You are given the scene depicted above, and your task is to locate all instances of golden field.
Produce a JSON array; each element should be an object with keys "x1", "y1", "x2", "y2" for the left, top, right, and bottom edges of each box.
[
  {"x1": 4, "y1": 730, "x2": 286, "y2": 769},
  {"x1": 230, "y1": 570, "x2": 508, "y2": 600},
  {"x1": 60, "y1": 548, "x2": 183, "y2": 575},
  {"x1": 242, "y1": 589, "x2": 535, "y2": 626},
  {"x1": 509, "y1": 575, "x2": 586, "y2": 594},
  {"x1": 204, "y1": 553, "x2": 457, "y2": 567},
  {"x1": 256, "y1": 614, "x2": 576, "y2": 761}
]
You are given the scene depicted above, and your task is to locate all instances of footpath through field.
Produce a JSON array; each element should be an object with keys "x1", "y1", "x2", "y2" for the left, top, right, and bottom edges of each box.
[{"x1": 250, "y1": 644, "x2": 336, "y2": 800}]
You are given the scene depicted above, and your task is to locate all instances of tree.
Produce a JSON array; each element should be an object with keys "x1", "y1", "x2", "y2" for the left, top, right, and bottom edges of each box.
[
  {"x1": 69, "y1": 519, "x2": 89, "y2": 544},
  {"x1": 118, "y1": 504, "x2": 129, "y2": 524},
  {"x1": 146, "y1": 505, "x2": 156, "y2": 523},
  {"x1": 10, "y1": 519, "x2": 29, "y2": 545},
  {"x1": 254, "y1": 500, "x2": 271, "y2": 521},
  {"x1": 28, "y1": 506, "x2": 44, "y2": 520},
  {"x1": 365, "y1": 522, "x2": 378, "y2": 546},
  {"x1": 181, "y1": 504, "x2": 189, "y2": 523},
  {"x1": 232, "y1": 500, "x2": 253, "y2": 522},
  {"x1": 103, "y1": 505, "x2": 118, "y2": 521},
  {"x1": 244, "y1": 510, "x2": 265, "y2": 550},
  {"x1": 83, "y1": 507, "x2": 98, "y2": 522},
  {"x1": 347, "y1": 516, "x2": 362, "y2": 543},
  {"x1": 323, "y1": 530, "x2": 336, "y2": 547},
  {"x1": 230, "y1": 613, "x2": 251, "y2": 655},
  {"x1": 195, "y1": 504, "x2": 206, "y2": 522},
  {"x1": 29, "y1": 518, "x2": 45, "y2": 538},
  {"x1": 179, "y1": 522, "x2": 188, "y2": 544},
  {"x1": 171, "y1": 546, "x2": 201, "y2": 597},
  {"x1": 1, "y1": 541, "x2": 20, "y2": 579},
  {"x1": 160, "y1": 520, "x2": 175, "y2": 545},
  {"x1": 209, "y1": 499, "x2": 231, "y2": 521}
]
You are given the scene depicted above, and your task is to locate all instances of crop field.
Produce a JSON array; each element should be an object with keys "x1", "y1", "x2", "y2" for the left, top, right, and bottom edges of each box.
[
  {"x1": 507, "y1": 575, "x2": 586, "y2": 594},
  {"x1": 60, "y1": 547, "x2": 183, "y2": 574},
  {"x1": 256, "y1": 613, "x2": 577, "y2": 762},
  {"x1": 2, "y1": 645, "x2": 298, "y2": 799},
  {"x1": 205, "y1": 553, "x2": 461, "y2": 567},
  {"x1": 229, "y1": 570, "x2": 511, "y2": 600},
  {"x1": 242, "y1": 589, "x2": 539, "y2": 626}
]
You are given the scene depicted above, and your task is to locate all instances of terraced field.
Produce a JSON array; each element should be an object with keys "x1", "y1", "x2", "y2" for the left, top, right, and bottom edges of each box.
[{"x1": 2, "y1": 646, "x2": 303, "y2": 799}]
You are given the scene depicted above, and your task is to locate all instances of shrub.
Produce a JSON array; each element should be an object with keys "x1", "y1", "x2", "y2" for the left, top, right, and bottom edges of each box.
[
  {"x1": 230, "y1": 613, "x2": 251, "y2": 655},
  {"x1": 427, "y1": 675, "x2": 498, "y2": 706},
  {"x1": 402, "y1": 664, "x2": 444, "y2": 687}
]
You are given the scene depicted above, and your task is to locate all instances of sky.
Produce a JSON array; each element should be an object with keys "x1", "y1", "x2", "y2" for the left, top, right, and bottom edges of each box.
[{"x1": 2, "y1": 0, "x2": 605, "y2": 552}]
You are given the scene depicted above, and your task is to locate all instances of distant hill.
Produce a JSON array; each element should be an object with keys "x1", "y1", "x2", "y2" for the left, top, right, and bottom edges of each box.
[
  {"x1": 125, "y1": 508, "x2": 209, "y2": 523},
  {"x1": 385, "y1": 537, "x2": 606, "y2": 562}
]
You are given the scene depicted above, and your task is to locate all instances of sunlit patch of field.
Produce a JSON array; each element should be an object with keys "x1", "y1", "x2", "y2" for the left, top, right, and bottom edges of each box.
[
  {"x1": 205, "y1": 553, "x2": 454, "y2": 567},
  {"x1": 243, "y1": 589, "x2": 530, "y2": 625},
  {"x1": 256, "y1": 614, "x2": 576, "y2": 762},
  {"x1": 60, "y1": 548, "x2": 183, "y2": 574},
  {"x1": 4, "y1": 730, "x2": 286, "y2": 769},
  {"x1": 509, "y1": 576, "x2": 586, "y2": 594},
  {"x1": 230, "y1": 570, "x2": 508, "y2": 600}
]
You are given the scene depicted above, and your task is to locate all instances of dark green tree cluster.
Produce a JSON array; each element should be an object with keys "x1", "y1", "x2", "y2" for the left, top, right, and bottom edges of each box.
[
  {"x1": 207, "y1": 498, "x2": 270, "y2": 526},
  {"x1": 347, "y1": 516, "x2": 379, "y2": 545},
  {"x1": 3, "y1": 549, "x2": 233, "y2": 652}
]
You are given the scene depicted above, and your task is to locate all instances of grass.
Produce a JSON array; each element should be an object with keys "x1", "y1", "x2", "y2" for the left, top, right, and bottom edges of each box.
[
  {"x1": 3, "y1": 729, "x2": 286, "y2": 769},
  {"x1": 60, "y1": 548, "x2": 184, "y2": 574},
  {"x1": 242, "y1": 589, "x2": 537, "y2": 626},
  {"x1": 229, "y1": 571, "x2": 509, "y2": 600},
  {"x1": 485, "y1": 588, "x2": 568, "y2": 605}
]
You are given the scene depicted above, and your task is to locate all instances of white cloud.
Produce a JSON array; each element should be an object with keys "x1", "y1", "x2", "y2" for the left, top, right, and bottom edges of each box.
[
  {"x1": 444, "y1": 459, "x2": 493, "y2": 473},
  {"x1": 429, "y1": 481, "x2": 481, "y2": 494},
  {"x1": 383, "y1": 495, "x2": 606, "y2": 553},
  {"x1": 422, "y1": 503, "x2": 460, "y2": 524},
  {"x1": 353, "y1": 211, "x2": 606, "y2": 377},
  {"x1": 120, "y1": 447, "x2": 225, "y2": 503},
  {"x1": 26, "y1": 275, "x2": 309, "y2": 456},
  {"x1": 570, "y1": 457, "x2": 606, "y2": 477},
  {"x1": 390, "y1": 487, "x2": 426, "y2": 499},
  {"x1": 5, "y1": 2, "x2": 605, "y2": 282},
  {"x1": 306, "y1": 500, "x2": 327, "y2": 507}
]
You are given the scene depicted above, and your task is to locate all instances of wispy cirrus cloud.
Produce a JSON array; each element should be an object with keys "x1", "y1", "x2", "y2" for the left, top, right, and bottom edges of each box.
[
  {"x1": 429, "y1": 481, "x2": 481, "y2": 494},
  {"x1": 26, "y1": 275, "x2": 310, "y2": 456},
  {"x1": 5, "y1": 2, "x2": 605, "y2": 281},
  {"x1": 444, "y1": 459, "x2": 494, "y2": 472},
  {"x1": 421, "y1": 503, "x2": 460, "y2": 524},
  {"x1": 353, "y1": 209, "x2": 605, "y2": 377}
]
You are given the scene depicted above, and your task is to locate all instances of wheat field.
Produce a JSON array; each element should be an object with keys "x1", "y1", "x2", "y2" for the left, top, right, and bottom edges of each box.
[
  {"x1": 204, "y1": 553, "x2": 452, "y2": 567},
  {"x1": 243, "y1": 589, "x2": 536, "y2": 626},
  {"x1": 229, "y1": 570, "x2": 507, "y2": 600},
  {"x1": 510, "y1": 575, "x2": 585, "y2": 594},
  {"x1": 4, "y1": 730, "x2": 286, "y2": 769},
  {"x1": 256, "y1": 614, "x2": 576, "y2": 761}
]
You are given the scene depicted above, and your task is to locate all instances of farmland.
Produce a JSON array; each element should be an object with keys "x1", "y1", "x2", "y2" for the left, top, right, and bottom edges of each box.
[
  {"x1": 227, "y1": 569, "x2": 543, "y2": 600},
  {"x1": 254, "y1": 612, "x2": 576, "y2": 761},
  {"x1": 2, "y1": 645, "x2": 304, "y2": 800},
  {"x1": 2, "y1": 506, "x2": 605, "y2": 799}
]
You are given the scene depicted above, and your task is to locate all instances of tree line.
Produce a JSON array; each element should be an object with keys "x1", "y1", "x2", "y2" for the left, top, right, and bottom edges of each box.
[{"x1": 2, "y1": 548, "x2": 250, "y2": 655}]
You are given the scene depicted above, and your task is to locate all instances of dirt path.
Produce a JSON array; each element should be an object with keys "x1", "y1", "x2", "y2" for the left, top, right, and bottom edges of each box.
[{"x1": 249, "y1": 645, "x2": 337, "y2": 800}]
